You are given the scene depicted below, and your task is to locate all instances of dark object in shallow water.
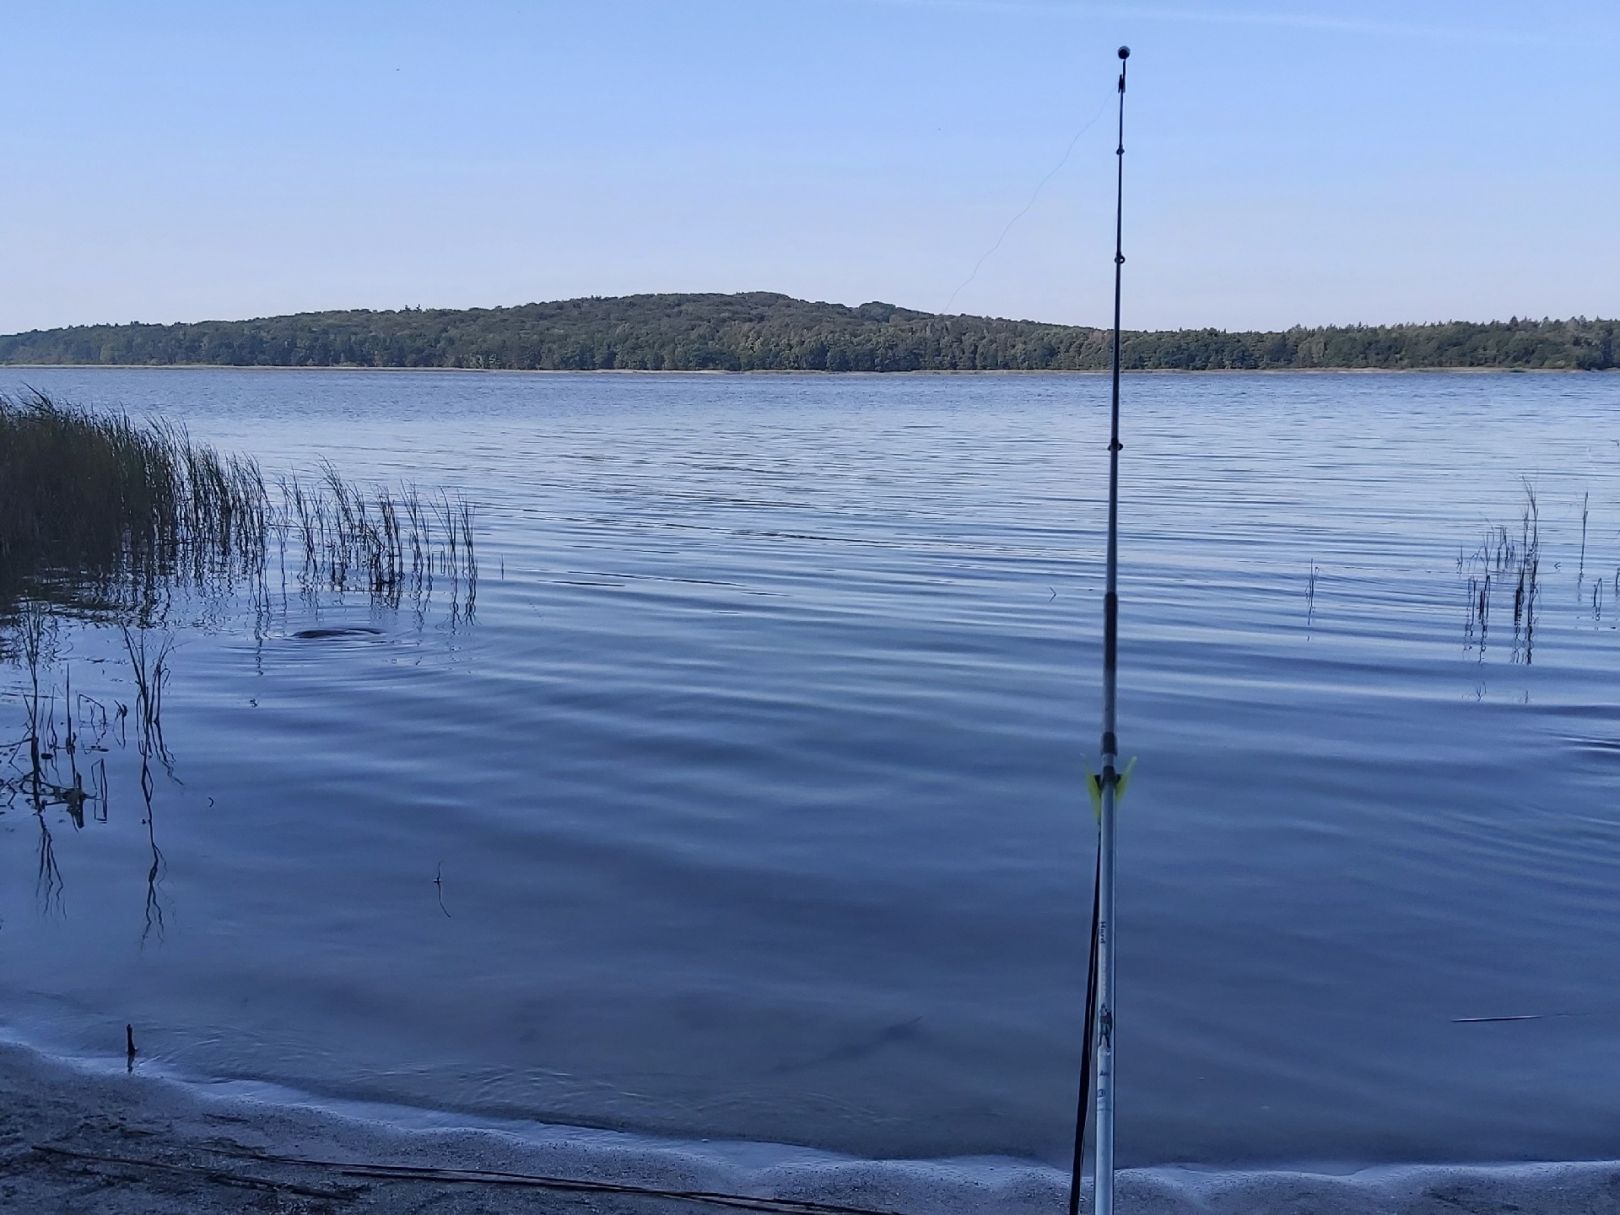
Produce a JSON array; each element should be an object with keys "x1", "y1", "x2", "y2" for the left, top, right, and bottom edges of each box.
[{"x1": 291, "y1": 626, "x2": 384, "y2": 640}]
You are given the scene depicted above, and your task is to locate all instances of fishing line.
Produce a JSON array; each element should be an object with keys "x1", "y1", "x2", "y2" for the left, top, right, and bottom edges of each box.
[
  {"x1": 1066, "y1": 850, "x2": 1101, "y2": 1215},
  {"x1": 32, "y1": 1143, "x2": 914, "y2": 1215},
  {"x1": 942, "y1": 88, "x2": 1113, "y2": 315}
]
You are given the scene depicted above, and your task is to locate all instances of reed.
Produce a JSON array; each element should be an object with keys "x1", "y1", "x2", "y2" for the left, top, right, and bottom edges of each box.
[
  {"x1": 1579, "y1": 491, "x2": 1589, "y2": 578},
  {"x1": 0, "y1": 392, "x2": 264, "y2": 605},
  {"x1": 275, "y1": 468, "x2": 477, "y2": 610},
  {"x1": 0, "y1": 392, "x2": 476, "y2": 613},
  {"x1": 0, "y1": 604, "x2": 164, "y2": 922},
  {"x1": 1460, "y1": 482, "x2": 1541, "y2": 664}
]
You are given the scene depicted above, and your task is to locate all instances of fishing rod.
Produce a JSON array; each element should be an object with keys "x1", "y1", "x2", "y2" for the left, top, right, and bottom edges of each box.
[{"x1": 1068, "y1": 43, "x2": 1130, "y2": 1215}]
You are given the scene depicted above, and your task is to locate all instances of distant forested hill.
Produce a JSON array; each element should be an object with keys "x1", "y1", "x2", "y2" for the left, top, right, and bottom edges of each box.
[{"x1": 1, "y1": 293, "x2": 1614, "y2": 371}]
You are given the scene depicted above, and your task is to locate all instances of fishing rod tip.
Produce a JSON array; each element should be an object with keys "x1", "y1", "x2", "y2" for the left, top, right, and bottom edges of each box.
[{"x1": 1117, "y1": 45, "x2": 1130, "y2": 59}]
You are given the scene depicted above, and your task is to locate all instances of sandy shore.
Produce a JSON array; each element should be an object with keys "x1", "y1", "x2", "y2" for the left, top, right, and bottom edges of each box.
[
  {"x1": 0, "y1": 1043, "x2": 694, "y2": 1214},
  {"x1": 4, "y1": 1040, "x2": 1619, "y2": 1214}
]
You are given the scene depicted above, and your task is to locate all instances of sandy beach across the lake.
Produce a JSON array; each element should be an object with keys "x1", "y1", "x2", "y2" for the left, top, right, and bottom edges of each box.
[{"x1": 4, "y1": 1040, "x2": 1620, "y2": 1215}]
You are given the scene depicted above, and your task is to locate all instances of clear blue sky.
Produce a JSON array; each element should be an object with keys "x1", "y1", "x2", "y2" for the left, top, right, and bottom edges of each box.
[{"x1": 4, "y1": 0, "x2": 1616, "y2": 334}]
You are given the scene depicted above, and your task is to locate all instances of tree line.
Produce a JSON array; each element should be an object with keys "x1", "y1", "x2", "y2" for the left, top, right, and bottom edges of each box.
[{"x1": 2, "y1": 292, "x2": 1614, "y2": 372}]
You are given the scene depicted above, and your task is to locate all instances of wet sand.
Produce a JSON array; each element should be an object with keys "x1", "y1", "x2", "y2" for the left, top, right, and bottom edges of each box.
[
  {"x1": 0, "y1": 1043, "x2": 687, "y2": 1214},
  {"x1": 4, "y1": 1041, "x2": 1619, "y2": 1214}
]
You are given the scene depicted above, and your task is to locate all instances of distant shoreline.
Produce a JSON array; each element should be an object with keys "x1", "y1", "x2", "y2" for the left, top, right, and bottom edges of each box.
[
  {"x1": 3, "y1": 363, "x2": 1606, "y2": 376},
  {"x1": 6, "y1": 294, "x2": 1612, "y2": 372}
]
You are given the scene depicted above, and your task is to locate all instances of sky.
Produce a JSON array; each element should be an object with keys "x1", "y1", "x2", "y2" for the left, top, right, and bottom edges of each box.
[{"x1": 4, "y1": 0, "x2": 1617, "y2": 334}]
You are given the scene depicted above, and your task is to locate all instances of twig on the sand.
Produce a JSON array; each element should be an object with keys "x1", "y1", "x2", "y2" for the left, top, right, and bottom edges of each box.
[{"x1": 29, "y1": 1143, "x2": 360, "y2": 1201}]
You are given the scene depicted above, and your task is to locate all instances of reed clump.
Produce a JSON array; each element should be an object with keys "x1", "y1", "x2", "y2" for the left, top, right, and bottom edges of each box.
[
  {"x1": 0, "y1": 392, "x2": 476, "y2": 613},
  {"x1": 1460, "y1": 481, "x2": 1541, "y2": 663},
  {"x1": 0, "y1": 392, "x2": 264, "y2": 603},
  {"x1": 276, "y1": 465, "x2": 477, "y2": 605}
]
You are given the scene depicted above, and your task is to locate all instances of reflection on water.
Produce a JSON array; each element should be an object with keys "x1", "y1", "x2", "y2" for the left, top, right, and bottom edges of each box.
[
  {"x1": 3, "y1": 598, "x2": 473, "y2": 937},
  {"x1": 1, "y1": 369, "x2": 1618, "y2": 1170},
  {"x1": 0, "y1": 611, "x2": 165, "y2": 931},
  {"x1": 1, "y1": 400, "x2": 479, "y2": 939}
]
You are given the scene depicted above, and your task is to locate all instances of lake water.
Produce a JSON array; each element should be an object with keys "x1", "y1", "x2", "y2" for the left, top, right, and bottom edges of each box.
[{"x1": 2, "y1": 367, "x2": 1618, "y2": 1172}]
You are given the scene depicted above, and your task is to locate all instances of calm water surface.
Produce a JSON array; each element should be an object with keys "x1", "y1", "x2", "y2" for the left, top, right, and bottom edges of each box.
[{"x1": 2, "y1": 368, "x2": 1618, "y2": 1168}]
